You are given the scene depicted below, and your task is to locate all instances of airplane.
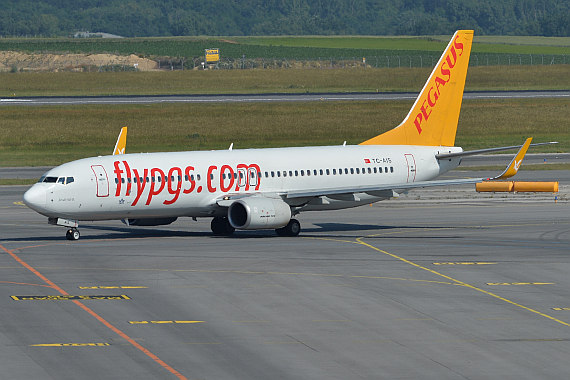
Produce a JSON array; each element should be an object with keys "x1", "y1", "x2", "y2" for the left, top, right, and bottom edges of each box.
[{"x1": 23, "y1": 30, "x2": 555, "y2": 240}]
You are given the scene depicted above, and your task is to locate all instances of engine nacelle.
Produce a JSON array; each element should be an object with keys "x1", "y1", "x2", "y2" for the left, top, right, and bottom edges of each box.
[
  {"x1": 126, "y1": 217, "x2": 178, "y2": 226},
  {"x1": 228, "y1": 197, "x2": 291, "y2": 230}
]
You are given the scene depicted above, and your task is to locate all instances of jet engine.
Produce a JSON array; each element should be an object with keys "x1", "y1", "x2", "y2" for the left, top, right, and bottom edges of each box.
[{"x1": 228, "y1": 197, "x2": 291, "y2": 229}]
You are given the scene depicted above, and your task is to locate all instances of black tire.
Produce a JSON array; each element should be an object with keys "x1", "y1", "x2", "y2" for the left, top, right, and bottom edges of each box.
[
  {"x1": 66, "y1": 228, "x2": 80, "y2": 241},
  {"x1": 211, "y1": 217, "x2": 235, "y2": 236},
  {"x1": 276, "y1": 219, "x2": 301, "y2": 237}
]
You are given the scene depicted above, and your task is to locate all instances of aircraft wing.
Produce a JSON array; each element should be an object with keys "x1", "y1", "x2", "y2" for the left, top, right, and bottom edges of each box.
[{"x1": 283, "y1": 177, "x2": 484, "y2": 200}]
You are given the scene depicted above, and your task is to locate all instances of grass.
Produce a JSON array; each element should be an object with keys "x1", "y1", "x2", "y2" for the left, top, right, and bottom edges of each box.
[
  {"x1": 237, "y1": 36, "x2": 570, "y2": 55},
  {"x1": 0, "y1": 98, "x2": 567, "y2": 167},
  {"x1": 0, "y1": 35, "x2": 568, "y2": 59},
  {"x1": 1, "y1": 65, "x2": 569, "y2": 97},
  {"x1": 0, "y1": 179, "x2": 36, "y2": 185}
]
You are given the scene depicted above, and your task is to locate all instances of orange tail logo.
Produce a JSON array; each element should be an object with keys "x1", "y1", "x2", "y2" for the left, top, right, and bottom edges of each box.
[{"x1": 361, "y1": 30, "x2": 473, "y2": 147}]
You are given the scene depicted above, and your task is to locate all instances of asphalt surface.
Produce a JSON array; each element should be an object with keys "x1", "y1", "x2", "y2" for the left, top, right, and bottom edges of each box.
[
  {"x1": 0, "y1": 167, "x2": 569, "y2": 379},
  {"x1": 1, "y1": 90, "x2": 569, "y2": 106}
]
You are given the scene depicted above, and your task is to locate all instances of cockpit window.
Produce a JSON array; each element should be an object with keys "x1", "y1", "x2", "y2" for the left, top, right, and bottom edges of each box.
[
  {"x1": 57, "y1": 177, "x2": 65, "y2": 184},
  {"x1": 38, "y1": 176, "x2": 46, "y2": 183},
  {"x1": 43, "y1": 176, "x2": 58, "y2": 183},
  {"x1": 66, "y1": 177, "x2": 74, "y2": 184}
]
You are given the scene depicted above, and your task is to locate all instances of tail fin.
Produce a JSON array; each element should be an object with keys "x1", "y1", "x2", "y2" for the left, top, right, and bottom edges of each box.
[
  {"x1": 113, "y1": 126, "x2": 128, "y2": 155},
  {"x1": 360, "y1": 30, "x2": 473, "y2": 147}
]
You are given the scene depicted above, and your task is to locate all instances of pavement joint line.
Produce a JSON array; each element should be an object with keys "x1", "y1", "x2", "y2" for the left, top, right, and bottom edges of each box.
[{"x1": 355, "y1": 237, "x2": 570, "y2": 328}]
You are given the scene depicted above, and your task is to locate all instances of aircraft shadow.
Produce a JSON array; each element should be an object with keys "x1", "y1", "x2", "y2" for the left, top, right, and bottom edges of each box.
[{"x1": 2, "y1": 223, "x2": 461, "y2": 243}]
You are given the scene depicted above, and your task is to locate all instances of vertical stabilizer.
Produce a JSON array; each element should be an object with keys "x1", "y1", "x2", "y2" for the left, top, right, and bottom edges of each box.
[{"x1": 360, "y1": 30, "x2": 473, "y2": 147}]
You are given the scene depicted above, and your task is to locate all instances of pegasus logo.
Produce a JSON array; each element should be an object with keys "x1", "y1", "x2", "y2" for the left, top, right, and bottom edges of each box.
[
  {"x1": 413, "y1": 35, "x2": 465, "y2": 135},
  {"x1": 514, "y1": 159, "x2": 522, "y2": 172},
  {"x1": 114, "y1": 147, "x2": 125, "y2": 155}
]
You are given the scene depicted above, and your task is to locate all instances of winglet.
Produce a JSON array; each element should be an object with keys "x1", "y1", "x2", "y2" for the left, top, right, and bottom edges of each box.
[
  {"x1": 491, "y1": 137, "x2": 532, "y2": 180},
  {"x1": 113, "y1": 126, "x2": 128, "y2": 155}
]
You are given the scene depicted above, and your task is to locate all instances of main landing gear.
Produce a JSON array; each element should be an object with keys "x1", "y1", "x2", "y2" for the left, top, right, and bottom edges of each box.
[
  {"x1": 211, "y1": 217, "x2": 235, "y2": 236},
  {"x1": 210, "y1": 217, "x2": 301, "y2": 237},
  {"x1": 275, "y1": 219, "x2": 301, "y2": 237},
  {"x1": 65, "y1": 228, "x2": 80, "y2": 241}
]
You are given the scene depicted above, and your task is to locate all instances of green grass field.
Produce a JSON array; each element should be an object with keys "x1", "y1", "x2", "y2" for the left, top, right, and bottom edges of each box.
[
  {"x1": 237, "y1": 35, "x2": 570, "y2": 55},
  {"x1": 0, "y1": 35, "x2": 568, "y2": 59},
  {"x1": 1, "y1": 65, "x2": 569, "y2": 97},
  {"x1": 0, "y1": 98, "x2": 566, "y2": 167}
]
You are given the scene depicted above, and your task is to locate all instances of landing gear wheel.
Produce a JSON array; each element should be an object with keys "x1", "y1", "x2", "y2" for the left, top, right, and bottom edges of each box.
[
  {"x1": 275, "y1": 219, "x2": 301, "y2": 237},
  {"x1": 66, "y1": 228, "x2": 80, "y2": 241},
  {"x1": 210, "y1": 217, "x2": 235, "y2": 236}
]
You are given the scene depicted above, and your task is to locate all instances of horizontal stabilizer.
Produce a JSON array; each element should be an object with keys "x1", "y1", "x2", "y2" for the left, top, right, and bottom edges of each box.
[{"x1": 436, "y1": 141, "x2": 558, "y2": 159}]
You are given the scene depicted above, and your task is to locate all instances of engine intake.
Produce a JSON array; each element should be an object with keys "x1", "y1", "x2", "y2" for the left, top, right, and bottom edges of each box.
[{"x1": 228, "y1": 197, "x2": 291, "y2": 230}]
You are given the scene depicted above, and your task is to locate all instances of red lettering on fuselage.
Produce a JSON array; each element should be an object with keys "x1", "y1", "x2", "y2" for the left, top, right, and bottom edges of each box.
[
  {"x1": 131, "y1": 168, "x2": 148, "y2": 206},
  {"x1": 112, "y1": 161, "x2": 262, "y2": 206},
  {"x1": 113, "y1": 161, "x2": 123, "y2": 197},
  {"x1": 207, "y1": 165, "x2": 217, "y2": 193},
  {"x1": 220, "y1": 165, "x2": 235, "y2": 192},
  {"x1": 183, "y1": 166, "x2": 196, "y2": 194},
  {"x1": 123, "y1": 160, "x2": 132, "y2": 196},
  {"x1": 164, "y1": 167, "x2": 182, "y2": 205},
  {"x1": 146, "y1": 168, "x2": 165, "y2": 205}
]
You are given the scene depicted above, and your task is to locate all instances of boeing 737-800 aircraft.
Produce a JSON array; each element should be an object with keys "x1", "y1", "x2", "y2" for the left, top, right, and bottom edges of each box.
[{"x1": 23, "y1": 30, "x2": 551, "y2": 240}]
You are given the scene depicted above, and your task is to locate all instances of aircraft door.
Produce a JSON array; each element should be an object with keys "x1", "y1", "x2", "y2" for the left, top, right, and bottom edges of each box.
[
  {"x1": 405, "y1": 154, "x2": 416, "y2": 182},
  {"x1": 237, "y1": 168, "x2": 247, "y2": 189},
  {"x1": 248, "y1": 167, "x2": 258, "y2": 189},
  {"x1": 91, "y1": 165, "x2": 109, "y2": 197}
]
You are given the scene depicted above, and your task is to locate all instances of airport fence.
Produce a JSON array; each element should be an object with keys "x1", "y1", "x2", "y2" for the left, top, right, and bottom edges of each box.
[{"x1": 160, "y1": 53, "x2": 569, "y2": 70}]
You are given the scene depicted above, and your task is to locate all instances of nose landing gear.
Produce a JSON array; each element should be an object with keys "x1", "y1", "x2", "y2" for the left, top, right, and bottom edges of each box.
[{"x1": 65, "y1": 228, "x2": 80, "y2": 241}]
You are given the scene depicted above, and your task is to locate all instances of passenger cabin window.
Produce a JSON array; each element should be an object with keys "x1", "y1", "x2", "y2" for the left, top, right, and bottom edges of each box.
[{"x1": 390, "y1": 167, "x2": 394, "y2": 173}]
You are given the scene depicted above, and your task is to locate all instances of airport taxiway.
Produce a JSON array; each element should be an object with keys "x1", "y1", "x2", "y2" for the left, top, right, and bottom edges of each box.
[
  {"x1": 1, "y1": 170, "x2": 569, "y2": 379},
  {"x1": 1, "y1": 90, "x2": 568, "y2": 106}
]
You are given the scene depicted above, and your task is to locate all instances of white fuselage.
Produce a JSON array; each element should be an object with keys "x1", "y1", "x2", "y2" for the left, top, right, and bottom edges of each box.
[{"x1": 23, "y1": 144, "x2": 462, "y2": 221}]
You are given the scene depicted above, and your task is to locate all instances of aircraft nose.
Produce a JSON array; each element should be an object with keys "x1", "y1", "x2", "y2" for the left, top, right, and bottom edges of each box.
[{"x1": 23, "y1": 185, "x2": 46, "y2": 211}]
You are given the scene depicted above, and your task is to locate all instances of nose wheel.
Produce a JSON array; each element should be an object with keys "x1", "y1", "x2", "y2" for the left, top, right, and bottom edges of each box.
[{"x1": 66, "y1": 228, "x2": 80, "y2": 241}]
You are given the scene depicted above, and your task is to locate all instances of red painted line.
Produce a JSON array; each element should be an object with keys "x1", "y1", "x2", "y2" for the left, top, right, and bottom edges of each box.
[{"x1": 0, "y1": 243, "x2": 187, "y2": 380}]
